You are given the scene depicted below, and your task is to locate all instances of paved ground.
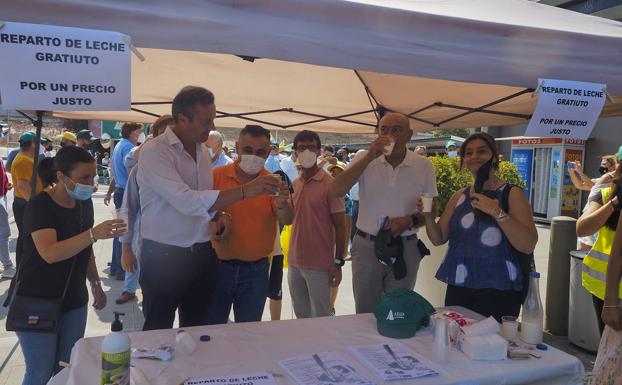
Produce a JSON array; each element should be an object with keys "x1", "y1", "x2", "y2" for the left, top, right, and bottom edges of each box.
[{"x1": 0, "y1": 186, "x2": 598, "y2": 384}]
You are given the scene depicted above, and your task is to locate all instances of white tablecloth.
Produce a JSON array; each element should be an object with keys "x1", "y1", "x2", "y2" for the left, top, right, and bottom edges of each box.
[{"x1": 52, "y1": 311, "x2": 584, "y2": 385}]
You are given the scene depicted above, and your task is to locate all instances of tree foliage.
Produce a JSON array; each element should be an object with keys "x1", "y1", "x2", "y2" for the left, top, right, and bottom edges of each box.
[
  {"x1": 431, "y1": 128, "x2": 471, "y2": 138},
  {"x1": 428, "y1": 155, "x2": 526, "y2": 213}
]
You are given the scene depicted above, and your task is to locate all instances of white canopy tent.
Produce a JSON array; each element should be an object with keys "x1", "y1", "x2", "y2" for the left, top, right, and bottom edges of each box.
[{"x1": 2, "y1": 0, "x2": 622, "y2": 133}]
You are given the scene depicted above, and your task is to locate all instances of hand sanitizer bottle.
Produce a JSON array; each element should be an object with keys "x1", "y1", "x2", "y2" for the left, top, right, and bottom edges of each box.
[{"x1": 101, "y1": 311, "x2": 131, "y2": 385}]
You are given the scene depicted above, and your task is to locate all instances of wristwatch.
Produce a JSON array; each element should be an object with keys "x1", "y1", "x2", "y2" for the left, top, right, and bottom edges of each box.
[{"x1": 334, "y1": 258, "x2": 345, "y2": 268}]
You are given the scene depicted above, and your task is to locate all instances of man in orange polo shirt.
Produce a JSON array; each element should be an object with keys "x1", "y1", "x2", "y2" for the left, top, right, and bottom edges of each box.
[{"x1": 209, "y1": 125, "x2": 294, "y2": 324}]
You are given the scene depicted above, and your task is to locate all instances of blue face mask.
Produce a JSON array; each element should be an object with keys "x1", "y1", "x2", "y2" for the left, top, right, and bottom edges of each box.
[{"x1": 64, "y1": 178, "x2": 94, "y2": 201}]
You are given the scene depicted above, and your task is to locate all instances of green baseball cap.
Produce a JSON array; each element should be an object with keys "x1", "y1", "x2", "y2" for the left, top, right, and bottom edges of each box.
[
  {"x1": 18, "y1": 131, "x2": 37, "y2": 143},
  {"x1": 77, "y1": 129, "x2": 97, "y2": 141},
  {"x1": 373, "y1": 288, "x2": 435, "y2": 339}
]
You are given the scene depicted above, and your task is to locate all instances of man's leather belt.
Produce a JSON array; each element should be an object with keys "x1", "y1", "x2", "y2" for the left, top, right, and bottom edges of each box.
[{"x1": 220, "y1": 257, "x2": 268, "y2": 265}]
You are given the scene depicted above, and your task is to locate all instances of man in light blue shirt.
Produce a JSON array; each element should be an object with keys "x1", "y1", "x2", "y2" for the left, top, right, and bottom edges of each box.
[
  {"x1": 116, "y1": 115, "x2": 174, "y2": 305},
  {"x1": 265, "y1": 141, "x2": 285, "y2": 173},
  {"x1": 205, "y1": 130, "x2": 232, "y2": 168},
  {"x1": 109, "y1": 122, "x2": 142, "y2": 280}
]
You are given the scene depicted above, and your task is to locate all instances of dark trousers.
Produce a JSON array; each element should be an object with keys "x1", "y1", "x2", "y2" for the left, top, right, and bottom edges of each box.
[
  {"x1": 12, "y1": 198, "x2": 28, "y2": 267},
  {"x1": 139, "y1": 239, "x2": 219, "y2": 331},
  {"x1": 268, "y1": 255, "x2": 284, "y2": 300},
  {"x1": 445, "y1": 285, "x2": 523, "y2": 322},
  {"x1": 111, "y1": 188, "x2": 124, "y2": 278},
  {"x1": 592, "y1": 294, "x2": 605, "y2": 336}
]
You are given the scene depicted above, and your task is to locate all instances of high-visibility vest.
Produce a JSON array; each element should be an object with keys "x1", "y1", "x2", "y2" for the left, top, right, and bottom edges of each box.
[{"x1": 582, "y1": 187, "x2": 622, "y2": 300}]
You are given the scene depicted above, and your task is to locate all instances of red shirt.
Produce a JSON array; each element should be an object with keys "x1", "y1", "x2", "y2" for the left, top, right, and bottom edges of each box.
[{"x1": 0, "y1": 161, "x2": 9, "y2": 197}]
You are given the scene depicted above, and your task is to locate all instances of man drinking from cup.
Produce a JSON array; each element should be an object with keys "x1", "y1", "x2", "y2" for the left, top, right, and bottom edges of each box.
[
  {"x1": 208, "y1": 125, "x2": 294, "y2": 324},
  {"x1": 331, "y1": 112, "x2": 438, "y2": 313}
]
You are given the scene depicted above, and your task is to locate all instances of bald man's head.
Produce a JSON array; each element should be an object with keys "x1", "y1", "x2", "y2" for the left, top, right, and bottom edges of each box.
[
  {"x1": 379, "y1": 112, "x2": 409, "y2": 129},
  {"x1": 377, "y1": 112, "x2": 413, "y2": 149}
]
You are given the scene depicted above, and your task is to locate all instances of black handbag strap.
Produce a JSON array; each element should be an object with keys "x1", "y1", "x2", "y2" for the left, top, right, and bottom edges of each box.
[{"x1": 60, "y1": 201, "x2": 83, "y2": 299}]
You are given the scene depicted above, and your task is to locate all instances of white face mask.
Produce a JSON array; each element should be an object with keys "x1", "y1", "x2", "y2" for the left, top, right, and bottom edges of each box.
[
  {"x1": 239, "y1": 154, "x2": 266, "y2": 175},
  {"x1": 207, "y1": 147, "x2": 216, "y2": 159},
  {"x1": 137, "y1": 132, "x2": 146, "y2": 143},
  {"x1": 298, "y1": 150, "x2": 318, "y2": 169},
  {"x1": 447, "y1": 150, "x2": 458, "y2": 158}
]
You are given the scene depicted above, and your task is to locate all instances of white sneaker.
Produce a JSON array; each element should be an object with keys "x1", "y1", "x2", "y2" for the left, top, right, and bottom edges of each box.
[{"x1": 1, "y1": 266, "x2": 16, "y2": 279}]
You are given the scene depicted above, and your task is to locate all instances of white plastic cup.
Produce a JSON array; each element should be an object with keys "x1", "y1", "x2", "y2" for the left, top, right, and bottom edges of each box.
[
  {"x1": 270, "y1": 174, "x2": 282, "y2": 197},
  {"x1": 383, "y1": 138, "x2": 395, "y2": 156},
  {"x1": 175, "y1": 330, "x2": 197, "y2": 356},
  {"x1": 421, "y1": 193, "x2": 434, "y2": 213},
  {"x1": 501, "y1": 316, "x2": 518, "y2": 340},
  {"x1": 112, "y1": 208, "x2": 129, "y2": 228}
]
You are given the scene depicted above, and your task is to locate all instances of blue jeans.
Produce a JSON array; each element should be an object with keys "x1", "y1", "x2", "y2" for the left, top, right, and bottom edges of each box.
[
  {"x1": 17, "y1": 305, "x2": 87, "y2": 385},
  {"x1": 111, "y1": 188, "x2": 124, "y2": 278},
  {"x1": 208, "y1": 258, "x2": 269, "y2": 324},
  {"x1": 124, "y1": 262, "x2": 140, "y2": 293}
]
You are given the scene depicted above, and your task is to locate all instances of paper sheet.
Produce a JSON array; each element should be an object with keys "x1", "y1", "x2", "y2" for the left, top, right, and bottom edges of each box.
[
  {"x1": 278, "y1": 352, "x2": 373, "y2": 385},
  {"x1": 348, "y1": 343, "x2": 438, "y2": 381}
]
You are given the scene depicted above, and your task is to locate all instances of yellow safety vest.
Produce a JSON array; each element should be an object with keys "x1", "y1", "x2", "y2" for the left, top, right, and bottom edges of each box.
[{"x1": 582, "y1": 187, "x2": 622, "y2": 300}]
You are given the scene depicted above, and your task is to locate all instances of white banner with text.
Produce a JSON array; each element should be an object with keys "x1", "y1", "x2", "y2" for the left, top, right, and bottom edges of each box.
[
  {"x1": 0, "y1": 22, "x2": 131, "y2": 111},
  {"x1": 525, "y1": 79, "x2": 606, "y2": 140}
]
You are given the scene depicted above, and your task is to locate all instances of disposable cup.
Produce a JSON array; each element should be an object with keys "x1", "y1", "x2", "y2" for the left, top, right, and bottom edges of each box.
[
  {"x1": 112, "y1": 208, "x2": 129, "y2": 228},
  {"x1": 270, "y1": 174, "x2": 282, "y2": 197},
  {"x1": 383, "y1": 139, "x2": 395, "y2": 156},
  {"x1": 501, "y1": 316, "x2": 518, "y2": 340},
  {"x1": 421, "y1": 193, "x2": 434, "y2": 213}
]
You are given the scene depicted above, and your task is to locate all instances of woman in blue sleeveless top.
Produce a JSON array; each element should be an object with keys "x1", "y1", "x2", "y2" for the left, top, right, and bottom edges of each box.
[{"x1": 419, "y1": 133, "x2": 537, "y2": 321}]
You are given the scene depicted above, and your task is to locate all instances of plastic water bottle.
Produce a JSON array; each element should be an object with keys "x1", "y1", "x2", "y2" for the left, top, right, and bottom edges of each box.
[{"x1": 520, "y1": 272, "x2": 544, "y2": 345}]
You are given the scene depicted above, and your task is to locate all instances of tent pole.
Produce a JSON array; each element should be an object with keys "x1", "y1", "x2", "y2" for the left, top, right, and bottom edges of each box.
[
  {"x1": 131, "y1": 108, "x2": 161, "y2": 118},
  {"x1": 437, "y1": 88, "x2": 534, "y2": 126},
  {"x1": 434, "y1": 102, "x2": 531, "y2": 120},
  {"x1": 354, "y1": 70, "x2": 380, "y2": 121}
]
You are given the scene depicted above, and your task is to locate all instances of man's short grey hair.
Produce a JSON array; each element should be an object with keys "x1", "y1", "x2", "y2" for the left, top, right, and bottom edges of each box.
[{"x1": 208, "y1": 130, "x2": 224, "y2": 145}]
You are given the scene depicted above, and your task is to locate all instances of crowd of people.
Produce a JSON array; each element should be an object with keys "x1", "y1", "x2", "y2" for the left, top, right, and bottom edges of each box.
[{"x1": 1, "y1": 85, "x2": 621, "y2": 384}]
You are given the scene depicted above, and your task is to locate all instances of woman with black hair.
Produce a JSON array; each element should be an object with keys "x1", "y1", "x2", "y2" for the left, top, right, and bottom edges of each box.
[
  {"x1": 419, "y1": 132, "x2": 538, "y2": 321},
  {"x1": 8, "y1": 146, "x2": 126, "y2": 385},
  {"x1": 577, "y1": 165, "x2": 622, "y2": 336}
]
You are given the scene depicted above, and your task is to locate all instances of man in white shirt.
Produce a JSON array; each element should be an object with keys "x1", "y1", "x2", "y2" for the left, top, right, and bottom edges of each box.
[
  {"x1": 137, "y1": 86, "x2": 281, "y2": 330},
  {"x1": 331, "y1": 112, "x2": 438, "y2": 313},
  {"x1": 279, "y1": 152, "x2": 299, "y2": 183}
]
